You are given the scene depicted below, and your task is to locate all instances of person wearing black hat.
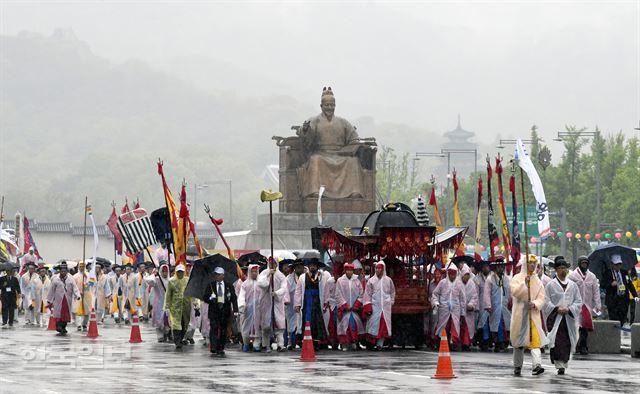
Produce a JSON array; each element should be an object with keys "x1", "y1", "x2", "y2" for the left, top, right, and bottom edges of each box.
[
  {"x1": 294, "y1": 258, "x2": 330, "y2": 349},
  {"x1": 568, "y1": 256, "x2": 602, "y2": 355},
  {"x1": 19, "y1": 261, "x2": 38, "y2": 326},
  {"x1": 0, "y1": 267, "x2": 21, "y2": 327},
  {"x1": 474, "y1": 260, "x2": 493, "y2": 351},
  {"x1": 32, "y1": 266, "x2": 51, "y2": 327},
  {"x1": 285, "y1": 260, "x2": 304, "y2": 350},
  {"x1": 203, "y1": 267, "x2": 238, "y2": 356},
  {"x1": 118, "y1": 263, "x2": 138, "y2": 325},
  {"x1": 93, "y1": 262, "x2": 113, "y2": 324},
  {"x1": 485, "y1": 256, "x2": 511, "y2": 352},
  {"x1": 543, "y1": 257, "x2": 582, "y2": 375},
  {"x1": 109, "y1": 265, "x2": 124, "y2": 324},
  {"x1": 46, "y1": 261, "x2": 81, "y2": 335},
  {"x1": 135, "y1": 262, "x2": 150, "y2": 322}
]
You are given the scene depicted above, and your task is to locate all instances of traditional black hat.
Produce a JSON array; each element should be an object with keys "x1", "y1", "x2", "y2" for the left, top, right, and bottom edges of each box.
[{"x1": 554, "y1": 258, "x2": 569, "y2": 268}]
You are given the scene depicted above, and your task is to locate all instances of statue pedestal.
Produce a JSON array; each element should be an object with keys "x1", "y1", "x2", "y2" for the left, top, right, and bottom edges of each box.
[{"x1": 232, "y1": 212, "x2": 369, "y2": 251}]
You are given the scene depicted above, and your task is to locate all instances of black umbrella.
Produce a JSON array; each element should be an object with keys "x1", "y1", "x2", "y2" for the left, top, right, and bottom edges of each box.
[
  {"x1": 90, "y1": 257, "x2": 113, "y2": 268},
  {"x1": 588, "y1": 242, "x2": 637, "y2": 282},
  {"x1": 452, "y1": 255, "x2": 475, "y2": 267},
  {"x1": 0, "y1": 261, "x2": 19, "y2": 271},
  {"x1": 185, "y1": 254, "x2": 239, "y2": 300},
  {"x1": 237, "y1": 251, "x2": 268, "y2": 267}
]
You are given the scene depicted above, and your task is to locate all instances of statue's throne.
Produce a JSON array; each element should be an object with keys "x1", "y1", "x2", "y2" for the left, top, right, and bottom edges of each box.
[{"x1": 273, "y1": 128, "x2": 377, "y2": 214}]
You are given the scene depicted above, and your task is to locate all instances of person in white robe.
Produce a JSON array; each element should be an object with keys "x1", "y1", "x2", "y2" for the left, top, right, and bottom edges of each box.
[{"x1": 543, "y1": 258, "x2": 582, "y2": 375}]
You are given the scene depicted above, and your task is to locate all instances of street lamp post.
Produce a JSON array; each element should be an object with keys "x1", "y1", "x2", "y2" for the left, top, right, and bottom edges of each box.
[
  {"x1": 495, "y1": 138, "x2": 539, "y2": 150},
  {"x1": 193, "y1": 184, "x2": 210, "y2": 226},
  {"x1": 201, "y1": 180, "x2": 233, "y2": 229}
]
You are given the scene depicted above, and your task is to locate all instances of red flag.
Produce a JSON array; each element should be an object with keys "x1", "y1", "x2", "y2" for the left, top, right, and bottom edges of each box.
[
  {"x1": 487, "y1": 162, "x2": 500, "y2": 257},
  {"x1": 452, "y1": 172, "x2": 465, "y2": 256},
  {"x1": 23, "y1": 216, "x2": 41, "y2": 259},
  {"x1": 106, "y1": 207, "x2": 123, "y2": 255},
  {"x1": 428, "y1": 186, "x2": 443, "y2": 232}
]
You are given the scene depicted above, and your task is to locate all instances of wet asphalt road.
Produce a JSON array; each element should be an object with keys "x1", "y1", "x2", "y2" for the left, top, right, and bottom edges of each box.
[{"x1": 0, "y1": 320, "x2": 639, "y2": 394}]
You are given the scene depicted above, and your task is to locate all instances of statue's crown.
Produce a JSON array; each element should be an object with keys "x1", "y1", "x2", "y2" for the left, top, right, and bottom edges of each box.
[{"x1": 321, "y1": 86, "x2": 334, "y2": 98}]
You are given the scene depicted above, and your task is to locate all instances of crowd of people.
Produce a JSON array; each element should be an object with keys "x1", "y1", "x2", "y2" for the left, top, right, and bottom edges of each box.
[{"x1": 1, "y1": 248, "x2": 639, "y2": 377}]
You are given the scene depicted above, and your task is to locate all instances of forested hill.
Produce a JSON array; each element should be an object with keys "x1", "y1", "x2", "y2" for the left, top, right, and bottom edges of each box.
[{"x1": 0, "y1": 30, "x2": 442, "y2": 225}]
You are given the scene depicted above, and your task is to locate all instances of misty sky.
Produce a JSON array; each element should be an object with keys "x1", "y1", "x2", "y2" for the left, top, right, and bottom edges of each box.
[{"x1": 2, "y1": 1, "x2": 639, "y2": 149}]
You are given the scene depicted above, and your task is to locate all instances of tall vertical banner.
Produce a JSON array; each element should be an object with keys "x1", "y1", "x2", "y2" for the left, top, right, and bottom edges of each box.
[
  {"x1": 514, "y1": 139, "x2": 551, "y2": 239},
  {"x1": 452, "y1": 171, "x2": 465, "y2": 256},
  {"x1": 486, "y1": 161, "x2": 500, "y2": 257},
  {"x1": 23, "y1": 216, "x2": 41, "y2": 259},
  {"x1": 157, "y1": 160, "x2": 180, "y2": 252},
  {"x1": 495, "y1": 156, "x2": 511, "y2": 262},
  {"x1": 87, "y1": 204, "x2": 99, "y2": 286},
  {"x1": 473, "y1": 177, "x2": 483, "y2": 262},
  {"x1": 509, "y1": 173, "x2": 521, "y2": 274},
  {"x1": 429, "y1": 185, "x2": 443, "y2": 233},
  {"x1": 106, "y1": 206, "x2": 123, "y2": 255}
]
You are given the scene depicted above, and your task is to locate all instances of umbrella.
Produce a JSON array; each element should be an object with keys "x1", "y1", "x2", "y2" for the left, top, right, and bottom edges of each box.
[
  {"x1": 588, "y1": 242, "x2": 637, "y2": 282},
  {"x1": 237, "y1": 251, "x2": 268, "y2": 267},
  {"x1": 86, "y1": 257, "x2": 113, "y2": 268},
  {"x1": 55, "y1": 260, "x2": 78, "y2": 269},
  {"x1": 185, "y1": 254, "x2": 239, "y2": 300},
  {"x1": 451, "y1": 255, "x2": 475, "y2": 267},
  {"x1": 0, "y1": 261, "x2": 19, "y2": 271}
]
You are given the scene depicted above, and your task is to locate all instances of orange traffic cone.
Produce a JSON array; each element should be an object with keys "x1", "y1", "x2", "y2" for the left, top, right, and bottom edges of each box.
[
  {"x1": 129, "y1": 315, "x2": 142, "y2": 343},
  {"x1": 432, "y1": 329, "x2": 456, "y2": 379},
  {"x1": 300, "y1": 321, "x2": 317, "y2": 362},
  {"x1": 87, "y1": 308, "x2": 99, "y2": 338},
  {"x1": 47, "y1": 315, "x2": 57, "y2": 331}
]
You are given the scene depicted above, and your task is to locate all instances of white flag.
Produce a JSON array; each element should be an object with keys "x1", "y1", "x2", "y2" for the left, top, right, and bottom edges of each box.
[
  {"x1": 514, "y1": 139, "x2": 551, "y2": 239},
  {"x1": 87, "y1": 204, "x2": 99, "y2": 285}
]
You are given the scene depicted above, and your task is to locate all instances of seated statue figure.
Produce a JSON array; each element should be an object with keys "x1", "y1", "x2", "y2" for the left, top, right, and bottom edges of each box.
[{"x1": 297, "y1": 87, "x2": 365, "y2": 199}]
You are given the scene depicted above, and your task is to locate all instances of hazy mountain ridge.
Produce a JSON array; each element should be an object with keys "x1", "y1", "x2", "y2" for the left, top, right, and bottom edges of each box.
[{"x1": 0, "y1": 29, "x2": 443, "y2": 225}]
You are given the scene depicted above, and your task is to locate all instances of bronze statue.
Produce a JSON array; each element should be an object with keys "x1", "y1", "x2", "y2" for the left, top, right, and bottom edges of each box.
[
  {"x1": 296, "y1": 87, "x2": 365, "y2": 198},
  {"x1": 273, "y1": 87, "x2": 376, "y2": 214}
]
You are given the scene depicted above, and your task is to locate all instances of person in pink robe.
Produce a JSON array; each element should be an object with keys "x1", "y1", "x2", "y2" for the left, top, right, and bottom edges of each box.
[
  {"x1": 335, "y1": 262, "x2": 364, "y2": 350},
  {"x1": 46, "y1": 262, "x2": 80, "y2": 336},
  {"x1": 431, "y1": 264, "x2": 466, "y2": 350},
  {"x1": 568, "y1": 256, "x2": 602, "y2": 355},
  {"x1": 257, "y1": 259, "x2": 289, "y2": 352},
  {"x1": 363, "y1": 261, "x2": 395, "y2": 350},
  {"x1": 145, "y1": 263, "x2": 170, "y2": 342},
  {"x1": 324, "y1": 271, "x2": 339, "y2": 349},
  {"x1": 459, "y1": 265, "x2": 478, "y2": 351}
]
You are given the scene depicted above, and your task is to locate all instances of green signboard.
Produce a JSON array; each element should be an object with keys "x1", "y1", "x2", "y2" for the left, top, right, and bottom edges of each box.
[{"x1": 504, "y1": 206, "x2": 539, "y2": 237}]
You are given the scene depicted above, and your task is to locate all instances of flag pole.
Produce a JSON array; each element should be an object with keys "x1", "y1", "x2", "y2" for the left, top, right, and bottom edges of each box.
[
  {"x1": 0, "y1": 195, "x2": 4, "y2": 226},
  {"x1": 518, "y1": 165, "x2": 533, "y2": 344},
  {"x1": 111, "y1": 201, "x2": 117, "y2": 265},
  {"x1": 82, "y1": 196, "x2": 88, "y2": 312},
  {"x1": 519, "y1": 168, "x2": 529, "y2": 259}
]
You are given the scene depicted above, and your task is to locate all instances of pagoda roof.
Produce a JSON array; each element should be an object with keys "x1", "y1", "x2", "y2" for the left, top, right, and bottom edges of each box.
[{"x1": 443, "y1": 114, "x2": 475, "y2": 140}]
